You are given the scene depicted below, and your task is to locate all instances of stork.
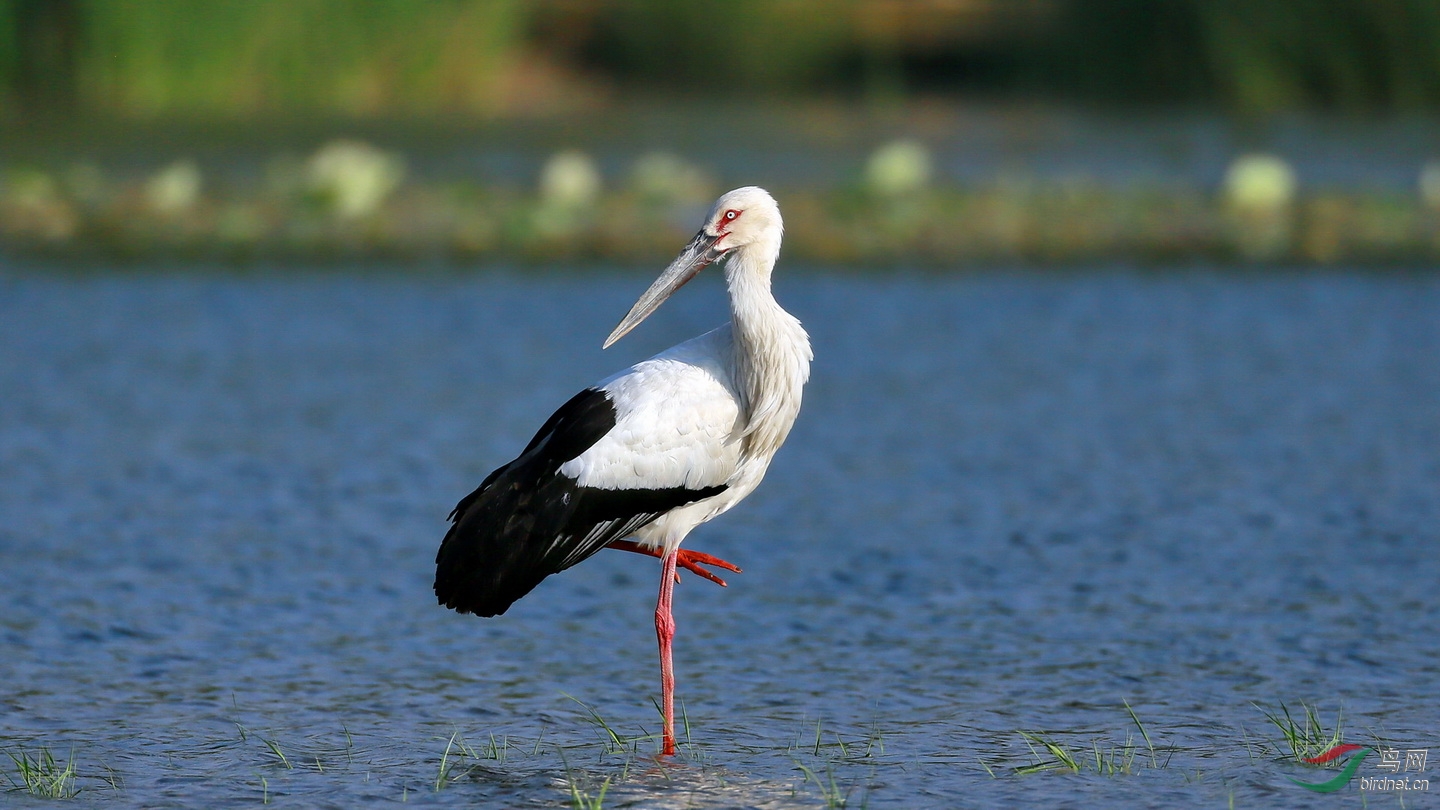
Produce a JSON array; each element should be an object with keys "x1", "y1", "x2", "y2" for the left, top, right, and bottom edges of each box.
[{"x1": 435, "y1": 187, "x2": 810, "y2": 757}]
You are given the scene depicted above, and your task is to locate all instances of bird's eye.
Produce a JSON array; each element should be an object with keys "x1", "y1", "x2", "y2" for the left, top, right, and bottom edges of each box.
[{"x1": 723, "y1": 209, "x2": 739, "y2": 221}]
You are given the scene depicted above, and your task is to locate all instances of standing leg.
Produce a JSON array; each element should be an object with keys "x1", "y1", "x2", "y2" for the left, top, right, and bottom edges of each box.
[{"x1": 655, "y1": 551, "x2": 679, "y2": 757}]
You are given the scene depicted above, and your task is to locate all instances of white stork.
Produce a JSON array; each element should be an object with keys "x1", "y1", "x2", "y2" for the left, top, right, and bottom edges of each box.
[{"x1": 435, "y1": 187, "x2": 811, "y2": 756}]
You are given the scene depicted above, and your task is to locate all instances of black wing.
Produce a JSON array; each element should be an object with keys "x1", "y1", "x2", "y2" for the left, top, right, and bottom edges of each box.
[{"x1": 434, "y1": 388, "x2": 727, "y2": 617}]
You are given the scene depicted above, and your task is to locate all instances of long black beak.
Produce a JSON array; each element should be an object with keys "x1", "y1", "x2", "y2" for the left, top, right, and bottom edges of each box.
[{"x1": 603, "y1": 229, "x2": 726, "y2": 349}]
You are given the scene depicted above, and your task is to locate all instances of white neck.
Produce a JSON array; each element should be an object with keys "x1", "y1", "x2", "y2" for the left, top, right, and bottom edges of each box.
[{"x1": 723, "y1": 241, "x2": 812, "y2": 459}]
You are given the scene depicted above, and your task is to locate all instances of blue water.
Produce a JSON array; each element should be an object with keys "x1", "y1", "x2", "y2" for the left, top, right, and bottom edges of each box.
[{"x1": 1, "y1": 268, "x2": 1437, "y2": 807}]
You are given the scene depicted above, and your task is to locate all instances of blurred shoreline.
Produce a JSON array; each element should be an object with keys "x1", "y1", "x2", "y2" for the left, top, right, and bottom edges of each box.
[{"x1": 4, "y1": 103, "x2": 1440, "y2": 268}]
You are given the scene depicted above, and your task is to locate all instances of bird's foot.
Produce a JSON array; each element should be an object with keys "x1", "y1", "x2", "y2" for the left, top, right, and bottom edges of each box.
[
  {"x1": 607, "y1": 541, "x2": 742, "y2": 587},
  {"x1": 673, "y1": 549, "x2": 742, "y2": 586}
]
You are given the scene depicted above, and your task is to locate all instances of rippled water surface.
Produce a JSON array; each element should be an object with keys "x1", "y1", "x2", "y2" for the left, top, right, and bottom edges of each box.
[{"x1": 1, "y1": 269, "x2": 1437, "y2": 808}]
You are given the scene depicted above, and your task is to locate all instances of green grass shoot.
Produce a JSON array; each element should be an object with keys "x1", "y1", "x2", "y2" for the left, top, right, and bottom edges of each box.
[
  {"x1": 483, "y1": 731, "x2": 509, "y2": 764},
  {"x1": 1124, "y1": 700, "x2": 1159, "y2": 767},
  {"x1": 1015, "y1": 703, "x2": 1173, "y2": 777},
  {"x1": 1017, "y1": 729, "x2": 1144, "y2": 777},
  {"x1": 261, "y1": 738, "x2": 291, "y2": 770},
  {"x1": 556, "y1": 744, "x2": 613, "y2": 810},
  {"x1": 567, "y1": 773, "x2": 611, "y2": 810},
  {"x1": 4, "y1": 747, "x2": 81, "y2": 799},
  {"x1": 435, "y1": 731, "x2": 460, "y2": 791},
  {"x1": 565, "y1": 694, "x2": 628, "y2": 754},
  {"x1": 1092, "y1": 736, "x2": 1138, "y2": 776},
  {"x1": 1017, "y1": 731, "x2": 1083, "y2": 775},
  {"x1": 436, "y1": 729, "x2": 485, "y2": 790},
  {"x1": 794, "y1": 759, "x2": 853, "y2": 809},
  {"x1": 862, "y1": 721, "x2": 886, "y2": 759},
  {"x1": 1255, "y1": 701, "x2": 1344, "y2": 764}
]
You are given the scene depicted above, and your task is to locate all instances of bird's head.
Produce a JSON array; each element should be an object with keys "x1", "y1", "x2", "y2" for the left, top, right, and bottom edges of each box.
[
  {"x1": 604, "y1": 187, "x2": 782, "y2": 348},
  {"x1": 700, "y1": 186, "x2": 783, "y2": 253}
]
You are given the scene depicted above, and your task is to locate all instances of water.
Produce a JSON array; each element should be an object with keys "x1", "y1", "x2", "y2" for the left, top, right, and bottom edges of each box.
[{"x1": 1, "y1": 268, "x2": 1437, "y2": 808}]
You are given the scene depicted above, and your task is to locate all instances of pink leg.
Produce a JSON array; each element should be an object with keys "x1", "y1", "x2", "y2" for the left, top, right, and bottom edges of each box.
[{"x1": 655, "y1": 551, "x2": 679, "y2": 757}]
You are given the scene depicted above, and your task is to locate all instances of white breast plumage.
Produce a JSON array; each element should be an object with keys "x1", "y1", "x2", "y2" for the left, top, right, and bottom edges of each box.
[{"x1": 559, "y1": 327, "x2": 742, "y2": 492}]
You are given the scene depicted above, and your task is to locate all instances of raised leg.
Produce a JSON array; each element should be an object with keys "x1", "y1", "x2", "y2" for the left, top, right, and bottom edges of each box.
[
  {"x1": 608, "y1": 540, "x2": 742, "y2": 586},
  {"x1": 655, "y1": 551, "x2": 679, "y2": 757}
]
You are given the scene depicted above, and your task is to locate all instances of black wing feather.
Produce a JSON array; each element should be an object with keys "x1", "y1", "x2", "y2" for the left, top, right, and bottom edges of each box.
[{"x1": 434, "y1": 388, "x2": 726, "y2": 617}]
